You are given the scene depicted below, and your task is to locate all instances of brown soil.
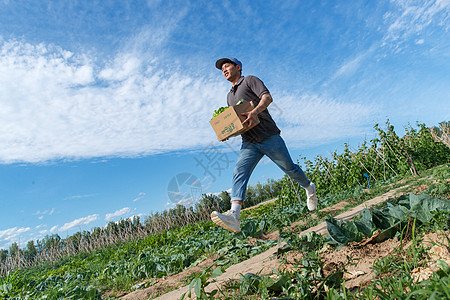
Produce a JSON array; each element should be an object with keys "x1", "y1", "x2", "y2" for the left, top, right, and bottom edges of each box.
[
  {"x1": 320, "y1": 237, "x2": 402, "y2": 290},
  {"x1": 119, "y1": 257, "x2": 217, "y2": 300}
]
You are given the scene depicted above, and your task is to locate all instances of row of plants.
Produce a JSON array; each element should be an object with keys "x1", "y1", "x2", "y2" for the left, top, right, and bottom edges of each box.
[
  {"x1": 182, "y1": 190, "x2": 450, "y2": 299},
  {"x1": 300, "y1": 120, "x2": 449, "y2": 196}
]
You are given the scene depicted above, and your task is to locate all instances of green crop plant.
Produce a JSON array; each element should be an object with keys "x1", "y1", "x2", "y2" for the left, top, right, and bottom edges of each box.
[
  {"x1": 181, "y1": 266, "x2": 224, "y2": 300},
  {"x1": 324, "y1": 193, "x2": 450, "y2": 247}
]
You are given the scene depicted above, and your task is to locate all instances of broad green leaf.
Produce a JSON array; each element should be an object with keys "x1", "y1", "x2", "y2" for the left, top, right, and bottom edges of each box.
[
  {"x1": 371, "y1": 209, "x2": 396, "y2": 230},
  {"x1": 372, "y1": 222, "x2": 401, "y2": 243},
  {"x1": 361, "y1": 208, "x2": 372, "y2": 223},
  {"x1": 324, "y1": 270, "x2": 343, "y2": 289},
  {"x1": 241, "y1": 220, "x2": 257, "y2": 237},
  {"x1": 211, "y1": 267, "x2": 223, "y2": 278},
  {"x1": 436, "y1": 259, "x2": 449, "y2": 273},
  {"x1": 194, "y1": 277, "x2": 202, "y2": 297},
  {"x1": 409, "y1": 193, "x2": 450, "y2": 223},
  {"x1": 410, "y1": 193, "x2": 450, "y2": 212},
  {"x1": 341, "y1": 222, "x2": 364, "y2": 242},
  {"x1": 354, "y1": 219, "x2": 376, "y2": 236},
  {"x1": 326, "y1": 218, "x2": 363, "y2": 245},
  {"x1": 394, "y1": 194, "x2": 411, "y2": 208},
  {"x1": 387, "y1": 205, "x2": 410, "y2": 221},
  {"x1": 0, "y1": 284, "x2": 12, "y2": 293},
  {"x1": 267, "y1": 275, "x2": 289, "y2": 292},
  {"x1": 326, "y1": 218, "x2": 350, "y2": 245},
  {"x1": 258, "y1": 220, "x2": 266, "y2": 231}
]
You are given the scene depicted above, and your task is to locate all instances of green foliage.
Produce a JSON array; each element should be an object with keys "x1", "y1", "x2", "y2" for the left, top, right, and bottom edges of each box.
[
  {"x1": 365, "y1": 253, "x2": 450, "y2": 300},
  {"x1": 182, "y1": 267, "x2": 223, "y2": 299},
  {"x1": 212, "y1": 106, "x2": 229, "y2": 118},
  {"x1": 242, "y1": 178, "x2": 282, "y2": 209},
  {"x1": 0, "y1": 219, "x2": 276, "y2": 298},
  {"x1": 297, "y1": 120, "x2": 450, "y2": 198},
  {"x1": 325, "y1": 193, "x2": 450, "y2": 246}
]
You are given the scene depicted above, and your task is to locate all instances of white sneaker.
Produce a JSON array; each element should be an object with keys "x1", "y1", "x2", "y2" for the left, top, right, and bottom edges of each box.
[
  {"x1": 211, "y1": 210, "x2": 241, "y2": 233},
  {"x1": 306, "y1": 183, "x2": 318, "y2": 211}
]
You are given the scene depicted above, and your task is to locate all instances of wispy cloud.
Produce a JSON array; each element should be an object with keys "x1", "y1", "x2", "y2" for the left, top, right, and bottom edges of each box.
[
  {"x1": 382, "y1": 0, "x2": 450, "y2": 49},
  {"x1": 0, "y1": 31, "x2": 386, "y2": 165},
  {"x1": 275, "y1": 93, "x2": 379, "y2": 147},
  {"x1": 59, "y1": 214, "x2": 98, "y2": 232},
  {"x1": 133, "y1": 192, "x2": 146, "y2": 202},
  {"x1": 105, "y1": 207, "x2": 132, "y2": 221},
  {"x1": 35, "y1": 208, "x2": 55, "y2": 216},
  {"x1": 0, "y1": 38, "x2": 227, "y2": 164},
  {"x1": 0, "y1": 226, "x2": 31, "y2": 248},
  {"x1": 64, "y1": 194, "x2": 96, "y2": 200},
  {"x1": 35, "y1": 208, "x2": 55, "y2": 220},
  {"x1": 330, "y1": 45, "x2": 377, "y2": 81}
]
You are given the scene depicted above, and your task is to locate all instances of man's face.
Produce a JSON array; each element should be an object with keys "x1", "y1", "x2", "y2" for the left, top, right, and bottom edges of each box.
[{"x1": 221, "y1": 62, "x2": 241, "y2": 83}]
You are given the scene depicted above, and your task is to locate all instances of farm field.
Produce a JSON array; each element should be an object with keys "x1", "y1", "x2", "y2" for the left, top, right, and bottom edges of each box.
[
  {"x1": 0, "y1": 121, "x2": 449, "y2": 299},
  {"x1": 126, "y1": 165, "x2": 450, "y2": 300}
]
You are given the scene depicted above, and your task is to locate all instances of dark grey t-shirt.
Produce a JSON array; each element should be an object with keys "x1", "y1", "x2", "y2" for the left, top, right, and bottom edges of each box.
[{"x1": 227, "y1": 76, "x2": 281, "y2": 143}]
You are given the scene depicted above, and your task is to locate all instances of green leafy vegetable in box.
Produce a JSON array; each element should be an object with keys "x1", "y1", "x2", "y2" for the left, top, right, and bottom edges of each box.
[
  {"x1": 212, "y1": 99, "x2": 244, "y2": 119},
  {"x1": 212, "y1": 106, "x2": 229, "y2": 118}
]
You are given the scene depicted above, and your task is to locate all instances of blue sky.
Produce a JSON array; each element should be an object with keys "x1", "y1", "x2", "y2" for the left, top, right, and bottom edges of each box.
[{"x1": 0, "y1": 0, "x2": 449, "y2": 249}]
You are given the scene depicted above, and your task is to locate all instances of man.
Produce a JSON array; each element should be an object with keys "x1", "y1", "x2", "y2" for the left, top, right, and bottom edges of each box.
[{"x1": 210, "y1": 57, "x2": 319, "y2": 233}]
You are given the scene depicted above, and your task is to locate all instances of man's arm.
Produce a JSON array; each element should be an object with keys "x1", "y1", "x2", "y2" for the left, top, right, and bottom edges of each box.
[{"x1": 241, "y1": 92, "x2": 273, "y2": 127}]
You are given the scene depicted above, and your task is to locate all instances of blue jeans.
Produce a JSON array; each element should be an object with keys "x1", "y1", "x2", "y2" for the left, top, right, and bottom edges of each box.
[{"x1": 231, "y1": 134, "x2": 311, "y2": 202}]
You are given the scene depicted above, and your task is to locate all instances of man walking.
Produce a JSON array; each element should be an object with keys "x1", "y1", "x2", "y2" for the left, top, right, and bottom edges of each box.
[{"x1": 211, "y1": 57, "x2": 319, "y2": 233}]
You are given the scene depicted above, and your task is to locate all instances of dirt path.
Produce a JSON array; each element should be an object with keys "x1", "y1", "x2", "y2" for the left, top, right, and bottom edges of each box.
[{"x1": 121, "y1": 186, "x2": 409, "y2": 300}]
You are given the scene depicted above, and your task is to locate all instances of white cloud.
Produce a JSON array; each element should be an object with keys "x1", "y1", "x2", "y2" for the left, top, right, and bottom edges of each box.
[
  {"x1": 0, "y1": 39, "x2": 227, "y2": 164},
  {"x1": 133, "y1": 192, "x2": 146, "y2": 202},
  {"x1": 415, "y1": 39, "x2": 425, "y2": 44},
  {"x1": 0, "y1": 227, "x2": 31, "y2": 239},
  {"x1": 0, "y1": 20, "x2": 388, "y2": 165},
  {"x1": 64, "y1": 194, "x2": 96, "y2": 200},
  {"x1": 105, "y1": 207, "x2": 132, "y2": 221},
  {"x1": 35, "y1": 208, "x2": 56, "y2": 220},
  {"x1": 331, "y1": 46, "x2": 377, "y2": 80},
  {"x1": 59, "y1": 214, "x2": 98, "y2": 231},
  {"x1": 275, "y1": 93, "x2": 378, "y2": 147},
  {"x1": 0, "y1": 226, "x2": 31, "y2": 247},
  {"x1": 382, "y1": 0, "x2": 449, "y2": 48}
]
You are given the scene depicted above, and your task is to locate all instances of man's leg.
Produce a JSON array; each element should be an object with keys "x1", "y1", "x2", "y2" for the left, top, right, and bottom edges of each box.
[
  {"x1": 261, "y1": 135, "x2": 319, "y2": 210},
  {"x1": 211, "y1": 142, "x2": 263, "y2": 232},
  {"x1": 230, "y1": 143, "x2": 264, "y2": 202}
]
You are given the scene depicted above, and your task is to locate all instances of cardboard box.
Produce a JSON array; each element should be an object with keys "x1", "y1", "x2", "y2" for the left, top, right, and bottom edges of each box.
[{"x1": 210, "y1": 101, "x2": 260, "y2": 141}]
